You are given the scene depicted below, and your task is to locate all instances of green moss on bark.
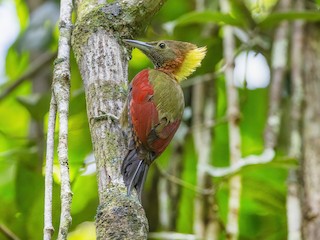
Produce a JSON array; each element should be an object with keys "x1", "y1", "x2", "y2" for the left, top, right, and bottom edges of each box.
[
  {"x1": 96, "y1": 186, "x2": 148, "y2": 240},
  {"x1": 72, "y1": 0, "x2": 166, "y2": 62}
]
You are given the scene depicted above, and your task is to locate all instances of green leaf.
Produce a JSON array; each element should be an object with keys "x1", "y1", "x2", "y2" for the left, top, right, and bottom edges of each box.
[
  {"x1": 14, "y1": 0, "x2": 29, "y2": 30},
  {"x1": 16, "y1": 92, "x2": 50, "y2": 121},
  {"x1": 5, "y1": 47, "x2": 29, "y2": 80},
  {"x1": 0, "y1": 160, "x2": 16, "y2": 202},
  {"x1": 15, "y1": 157, "x2": 43, "y2": 216},
  {"x1": 71, "y1": 174, "x2": 98, "y2": 215},
  {"x1": 171, "y1": 11, "x2": 243, "y2": 28},
  {"x1": 229, "y1": 0, "x2": 256, "y2": 29},
  {"x1": 69, "y1": 89, "x2": 86, "y2": 116},
  {"x1": 68, "y1": 222, "x2": 96, "y2": 240},
  {"x1": 177, "y1": 136, "x2": 197, "y2": 233},
  {"x1": 26, "y1": 189, "x2": 44, "y2": 240},
  {"x1": 259, "y1": 11, "x2": 320, "y2": 28}
]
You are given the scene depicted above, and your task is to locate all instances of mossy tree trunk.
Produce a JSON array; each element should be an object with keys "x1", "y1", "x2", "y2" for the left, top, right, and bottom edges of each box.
[{"x1": 71, "y1": 0, "x2": 166, "y2": 238}]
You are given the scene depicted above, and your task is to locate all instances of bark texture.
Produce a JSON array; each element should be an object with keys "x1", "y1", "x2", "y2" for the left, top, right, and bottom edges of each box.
[
  {"x1": 71, "y1": 0, "x2": 166, "y2": 238},
  {"x1": 301, "y1": 23, "x2": 320, "y2": 240}
]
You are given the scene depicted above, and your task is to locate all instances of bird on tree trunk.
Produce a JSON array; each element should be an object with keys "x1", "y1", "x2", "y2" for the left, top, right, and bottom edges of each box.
[{"x1": 121, "y1": 39, "x2": 206, "y2": 201}]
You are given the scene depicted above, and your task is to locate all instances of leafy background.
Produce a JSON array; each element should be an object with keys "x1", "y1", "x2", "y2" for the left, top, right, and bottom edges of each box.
[{"x1": 0, "y1": 0, "x2": 318, "y2": 239}]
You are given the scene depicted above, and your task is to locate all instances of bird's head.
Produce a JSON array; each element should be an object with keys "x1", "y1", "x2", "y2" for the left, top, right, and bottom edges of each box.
[{"x1": 124, "y1": 39, "x2": 206, "y2": 82}]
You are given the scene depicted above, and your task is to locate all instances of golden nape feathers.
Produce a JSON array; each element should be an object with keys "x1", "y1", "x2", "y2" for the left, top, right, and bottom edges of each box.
[{"x1": 174, "y1": 46, "x2": 207, "y2": 81}]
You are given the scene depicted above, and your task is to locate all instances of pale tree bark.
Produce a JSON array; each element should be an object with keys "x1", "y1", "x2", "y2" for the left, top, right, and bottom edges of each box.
[
  {"x1": 193, "y1": 79, "x2": 218, "y2": 239},
  {"x1": 192, "y1": 0, "x2": 219, "y2": 239},
  {"x1": 264, "y1": 0, "x2": 291, "y2": 149},
  {"x1": 287, "y1": 1, "x2": 304, "y2": 240},
  {"x1": 71, "y1": 0, "x2": 166, "y2": 238},
  {"x1": 219, "y1": 0, "x2": 242, "y2": 239},
  {"x1": 44, "y1": 97, "x2": 57, "y2": 240},
  {"x1": 301, "y1": 22, "x2": 320, "y2": 240},
  {"x1": 262, "y1": 1, "x2": 293, "y2": 239},
  {"x1": 44, "y1": 0, "x2": 74, "y2": 237},
  {"x1": 43, "y1": 0, "x2": 73, "y2": 238}
]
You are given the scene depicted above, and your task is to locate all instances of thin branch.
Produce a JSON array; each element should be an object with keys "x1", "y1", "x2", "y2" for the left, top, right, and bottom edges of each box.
[
  {"x1": 204, "y1": 148, "x2": 275, "y2": 178},
  {"x1": 288, "y1": 0, "x2": 304, "y2": 159},
  {"x1": 148, "y1": 232, "x2": 198, "y2": 240},
  {"x1": 51, "y1": 0, "x2": 74, "y2": 238},
  {"x1": 190, "y1": 115, "x2": 229, "y2": 131},
  {"x1": 0, "y1": 224, "x2": 20, "y2": 240},
  {"x1": 156, "y1": 164, "x2": 213, "y2": 196},
  {"x1": 192, "y1": 80, "x2": 210, "y2": 238},
  {"x1": 181, "y1": 72, "x2": 217, "y2": 88},
  {"x1": 287, "y1": 1, "x2": 305, "y2": 239},
  {"x1": 220, "y1": 0, "x2": 242, "y2": 239},
  {"x1": 192, "y1": 0, "x2": 220, "y2": 237},
  {"x1": 264, "y1": 0, "x2": 291, "y2": 149},
  {"x1": 0, "y1": 51, "x2": 56, "y2": 101},
  {"x1": 181, "y1": 65, "x2": 227, "y2": 89},
  {"x1": 43, "y1": 96, "x2": 57, "y2": 240},
  {"x1": 301, "y1": 20, "x2": 320, "y2": 239}
]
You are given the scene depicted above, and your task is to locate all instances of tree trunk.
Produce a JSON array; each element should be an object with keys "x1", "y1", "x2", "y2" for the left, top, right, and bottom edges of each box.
[
  {"x1": 301, "y1": 23, "x2": 320, "y2": 240},
  {"x1": 71, "y1": 0, "x2": 166, "y2": 238}
]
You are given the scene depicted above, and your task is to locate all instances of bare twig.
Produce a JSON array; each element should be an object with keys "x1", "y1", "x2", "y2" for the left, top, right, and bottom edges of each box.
[
  {"x1": 181, "y1": 65, "x2": 228, "y2": 89},
  {"x1": 287, "y1": 171, "x2": 302, "y2": 240},
  {"x1": 50, "y1": 0, "x2": 74, "y2": 238},
  {"x1": 288, "y1": 0, "x2": 304, "y2": 160},
  {"x1": 219, "y1": 0, "x2": 242, "y2": 239},
  {"x1": 0, "y1": 51, "x2": 56, "y2": 101},
  {"x1": 148, "y1": 232, "x2": 198, "y2": 240},
  {"x1": 301, "y1": 25, "x2": 320, "y2": 239},
  {"x1": 192, "y1": 81, "x2": 209, "y2": 237},
  {"x1": 287, "y1": 1, "x2": 305, "y2": 239},
  {"x1": 264, "y1": 0, "x2": 291, "y2": 149},
  {"x1": 157, "y1": 164, "x2": 213, "y2": 196},
  {"x1": 181, "y1": 72, "x2": 217, "y2": 88},
  {"x1": 0, "y1": 224, "x2": 20, "y2": 240},
  {"x1": 204, "y1": 148, "x2": 275, "y2": 178},
  {"x1": 191, "y1": 0, "x2": 220, "y2": 237},
  {"x1": 44, "y1": 96, "x2": 57, "y2": 240},
  {"x1": 190, "y1": 115, "x2": 229, "y2": 131}
]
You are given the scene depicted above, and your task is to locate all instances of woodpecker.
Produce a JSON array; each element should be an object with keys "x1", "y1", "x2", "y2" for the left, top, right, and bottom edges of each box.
[{"x1": 121, "y1": 39, "x2": 206, "y2": 200}]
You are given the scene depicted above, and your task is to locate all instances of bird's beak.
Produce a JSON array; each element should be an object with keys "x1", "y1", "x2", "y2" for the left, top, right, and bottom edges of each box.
[{"x1": 123, "y1": 39, "x2": 153, "y2": 52}]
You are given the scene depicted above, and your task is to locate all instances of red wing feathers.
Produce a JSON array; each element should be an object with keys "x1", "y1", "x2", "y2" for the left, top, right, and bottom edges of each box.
[
  {"x1": 130, "y1": 70, "x2": 181, "y2": 156},
  {"x1": 149, "y1": 119, "x2": 181, "y2": 154},
  {"x1": 130, "y1": 70, "x2": 159, "y2": 146}
]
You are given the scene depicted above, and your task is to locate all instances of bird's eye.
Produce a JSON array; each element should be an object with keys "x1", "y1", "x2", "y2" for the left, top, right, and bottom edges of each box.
[{"x1": 158, "y1": 42, "x2": 166, "y2": 49}]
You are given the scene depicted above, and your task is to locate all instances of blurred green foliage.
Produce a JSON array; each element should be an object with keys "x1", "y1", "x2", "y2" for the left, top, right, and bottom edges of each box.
[{"x1": 0, "y1": 0, "x2": 317, "y2": 239}]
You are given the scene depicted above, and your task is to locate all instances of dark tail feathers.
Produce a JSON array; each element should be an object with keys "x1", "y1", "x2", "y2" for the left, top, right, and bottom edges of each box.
[{"x1": 121, "y1": 148, "x2": 149, "y2": 201}]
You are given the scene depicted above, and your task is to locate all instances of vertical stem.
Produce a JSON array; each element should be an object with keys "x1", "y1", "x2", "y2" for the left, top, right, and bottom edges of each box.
[
  {"x1": 192, "y1": 0, "x2": 218, "y2": 238},
  {"x1": 56, "y1": 85, "x2": 72, "y2": 240},
  {"x1": 301, "y1": 22, "x2": 320, "y2": 240},
  {"x1": 220, "y1": 0, "x2": 242, "y2": 239},
  {"x1": 192, "y1": 0, "x2": 205, "y2": 236},
  {"x1": 264, "y1": 0, "x2": 291, "y2": 149},
  {"x1": 44, "y1": 97, "x2": 57, "y2": 240},
  {"x1": 192, "y1": 82, "x2": 206, "y2": 238},
  {"x1": 51, "y1": 0, "x2": 74, "y2": 238},
  {"x1": 287, "y1": 1, "x2": 305, "y2": 239}
]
